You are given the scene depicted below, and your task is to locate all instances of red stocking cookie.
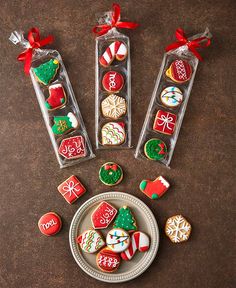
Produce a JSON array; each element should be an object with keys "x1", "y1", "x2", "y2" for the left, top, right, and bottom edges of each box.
[
  {"x1": 91, "y1": 201, "x2": 117, "y2": 229},
  {"x1": 139, "y1": 176, "x2": 170, "y2": 199},
  {"x1": 46, "y1": 83, "x2": 67, "y2": 110},
  {"x1": 99, "y1": 41, "x2": 128, "y2": 67}
]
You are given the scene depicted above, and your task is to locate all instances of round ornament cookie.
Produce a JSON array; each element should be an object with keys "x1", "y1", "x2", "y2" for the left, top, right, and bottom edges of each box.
[
  {"x1": 101, "y1": 94, "x2": 127, "y2": 120},
  {"x1": 144, "y1": 138, "x2": 167, "y2": 161},
  {"x1": 38, "y1": 212, "x2": 62, "y2": 236},
  {"x1": 166, "y1": 59, "x2": 192, "y2": 83},
  {"x1": 160, "y1": 86, "x2": 183, "y2": 108},
  {"x1": 96, "y1": 248, "x2": 121, "y2": 273},
  {"x1": 165, "y1": 215, "x2": 191, "y2": 243},
  {"x1": 106, "y1": 228, "x2": 130, "y2": 253},
  {"x1": 99, "y1": 41, "x2": 128, "y2": 67},
  {"x1": 101, "y1": 122, "x2": 125, "y2": 146},
  {"x1": 33, "y1": 59, "x2": 59, "y2": 86},
  {"x1": 77, "y1": 229, "x2": 105, "y2": 253},
  {"x1": 102, "y1": 71, "x2": 124, "y2": 93},
  {"x1": 99, "y1": 162, "x2": 123, "y2": 186}
]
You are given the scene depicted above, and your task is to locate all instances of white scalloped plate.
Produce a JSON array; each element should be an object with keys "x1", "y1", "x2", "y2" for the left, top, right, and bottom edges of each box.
[{"x1": 69, "y1": 192, "x2": 159, "y2": 283}]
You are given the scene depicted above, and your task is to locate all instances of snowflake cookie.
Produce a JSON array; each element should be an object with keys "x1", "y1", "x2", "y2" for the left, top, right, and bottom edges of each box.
[{"x1": 165, "y1": 215, "x2": 191, "y2": 243}]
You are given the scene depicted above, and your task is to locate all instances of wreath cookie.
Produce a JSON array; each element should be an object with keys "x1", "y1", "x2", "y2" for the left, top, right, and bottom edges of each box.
[
  {"x1": 144, "y1": 138, "x2": 167, "y2": 161},
  {"x1": 99, "y1": 162, "x2": 123, "y2": 186}
]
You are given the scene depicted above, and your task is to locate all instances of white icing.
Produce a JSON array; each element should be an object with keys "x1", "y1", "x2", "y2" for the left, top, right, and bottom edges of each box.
[
  {"x1": 159, "y1": 176, "x2": 170, "y2": 188},
  {"x1": 116, "y1": 43, "x2": 127, "y2": 57},
  {"x1": 40, "y1": 219, "x2": 57, "y2": 230},
  {"x1": 79, "y1": 230, "x2": 105, "y2": 253},
  {"x1": 49, "y1": 83, "x2": 63, "y2": 90},
  {"x1": 101, "y1": 94, "x2": 126, "y2": 119},
  {"x1": 101, "y1": 122, "x2": 125, "y2": 145},
  {"x1": 160, "y1": 86, "x2": 183, "y2": 107},
  {"x1": 166, "y1": 215, "x2": 191, "y2": 243},
  {"x1": 67, "y1": 112, "x2": 78, "y2": 128},
  {"x1": 109, "y1": 42, "x2": 116, "y2": 56},
  {"x1": 106, "y1": 229, "x2": 130, "y2": 253},
  {"x1": 103, "y1": 51, "x2": 111, "y2": 63}
]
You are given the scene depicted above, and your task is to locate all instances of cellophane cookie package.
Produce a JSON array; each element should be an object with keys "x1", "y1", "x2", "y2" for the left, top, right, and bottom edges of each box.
[
  {"x1": 135, "y1": 28, "x2": 211, "y2": 167},
  {"x1": 10, "y1": 29, "x2": 95, "y2": 168}
]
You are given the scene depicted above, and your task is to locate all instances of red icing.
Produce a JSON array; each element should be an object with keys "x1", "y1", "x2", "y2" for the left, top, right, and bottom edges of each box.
[
  {"x1": 99, "y1": 41, "x2": 126, "y2": 66},
  {"x1": 47, "y1": 84, "x2": 66, "y2": 109},
  {"x1": 97, "y1": 248, "x2": 120, "y2": 272},
  {"x1": 38, "y1": 212, "x2": 62, "y2": 236},
  {"x1": 57, "y1": 175, "x2": 86, "y2": 204},
  {"x1": 170, "y1": 59, "x2": 192, "y2": 82},
  {"x1": 102, "y1": 71, "x2": 124, "y2": 92},
  {"x1": 141, "y1": 176, "x2": 170, "y2": 199},
  {"x1": 91, "y1": 201, "x2": 117, "y2": 229},
  {"x1": 153, "y1": 110, "x2": 177, "y2": 135},
  {"x1": 58, "y1": 135, "x2": 86, "y2": 160}
]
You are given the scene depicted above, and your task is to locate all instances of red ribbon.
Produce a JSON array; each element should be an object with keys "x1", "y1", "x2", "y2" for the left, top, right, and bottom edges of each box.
[
  {"x1": 105, "y1": 164, "x2": 118, "y2": 171},
  {"x1": 158, "y1": 143, "x2": 166, "y2": 155},
  {"x1": 92, "y1": 3, "x2": 139, "y2": 36},
  {"x1": 165, "y1": 28, "x2": 211, "y2": 61},
  {"x1": 17, "y1": 27, "x2": 54, "y2": 75}
]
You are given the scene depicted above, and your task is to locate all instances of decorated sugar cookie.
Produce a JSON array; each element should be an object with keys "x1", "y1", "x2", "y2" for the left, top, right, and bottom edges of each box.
[
  {"x1": 101, "y1": 94, "x2": 127, "y2": 120},
  {"x1": 113, "y1": 206, "x2": 137, "y2": 232},
  {"x1": 99, "y1": 162, "x2": 123, "y2": 186},
  {"x1": 153, "y1": 110, "x2": 177, "y2": 135},
  {"x1": 160, "y1": 86, "x2": 183, "y2": 108},
  {"x1": 144, "y1": 138, "x2": 167, "y2": 161},
  {"x1": 33, "y1": 59, "x2": 59, "y2": 85},
  {"x1": 102, "y1": 71, "x2": 124, "y2": 93},
  {"x1": 106, "y1": 228, "x2": 130, "y2": 253},
  {"x1": 58, "y1": 135, "x2": 86, "y2": 160},
  {"x1": 101, "y1": 122, "x2": 125, "y2": 146},
  {"x1": 96, "y1": 248, "x2": 121, "y2": 273},
  {"x1": 139, "y1": 176, "x2": 170, "y2": 199},
  {"x1": 38, "y1": 212, "x2": 62, "y2": 236},
  {"x1": 52, "y1": 112, "x2": 78, "y2": 135},
  {"x1": 46, "y1": 83, "x2": 67, "y2": 110},
  {"x1": 166, "y1": 59, "x2": 192, "y2": 83},
  {"x1": 77, "y1": 229, "x2": 105, "y2": 253},
  {"x1": 99, "y1": 41, "x2": 128, "y2": 67},
  {"x1": 165, "y1": 215, "x2": 192, "y2": 243},
  {"x1": 91, "y1": 201, "x2": 117, "y2": 229},
  {"x1": 121, "y1": 231, "x2": 150, "y2": 261}
]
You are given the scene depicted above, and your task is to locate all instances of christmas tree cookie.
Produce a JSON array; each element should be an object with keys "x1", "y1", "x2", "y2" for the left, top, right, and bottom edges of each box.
[
  {"x1": 52, "y1": 112, "x2": 78, "y2": 135},
  {"x1": 113, "y1": 206, "x2": 137, "y2": 232},
  {"x1": 45, "y1": 83, "x2": 67, "y2": 110},
  {"x1": 139, "y1": 176, "x2": 170, "y2": 199},
  {"x1": 33, "y1": 59, "x2": 59, "y2": 85}
]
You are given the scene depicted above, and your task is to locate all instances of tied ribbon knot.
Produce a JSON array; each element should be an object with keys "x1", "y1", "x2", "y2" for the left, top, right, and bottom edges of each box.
[
  {"x1": 93, "y1": 3, "x2": 139, "y2": 36},
  {"x1": 165, "y1": 28, "x2": 211, "y2": 61},
  {"x1": 158, "y1": 114, "x2": 174, "y2": 131},
  {"x1": 158, "y1": 143, "x2": 166, "y2": 155},
  {"x1": 105, "y1": 164, "x2": 118, "y2": 171},
  {"x1": 62, "y1": 180, "x2": 80, "y2": 198},
  {"x1": 17, "y1": 27, "x2": 54, "y2": 74}
]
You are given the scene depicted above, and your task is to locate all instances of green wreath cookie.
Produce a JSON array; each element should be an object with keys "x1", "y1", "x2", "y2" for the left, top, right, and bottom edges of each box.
[
  {"x1": 144, "y1": 138, "x2": 167, "y2": 161},
  {"x1": 99, "y1": 162, "x2": 123, "y2": 186}
]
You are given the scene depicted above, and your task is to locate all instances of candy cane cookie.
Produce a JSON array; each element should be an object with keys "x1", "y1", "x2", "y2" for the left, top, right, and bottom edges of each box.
[{"x1": 99, "y1": 41, "x2": 128, "y2": 67}]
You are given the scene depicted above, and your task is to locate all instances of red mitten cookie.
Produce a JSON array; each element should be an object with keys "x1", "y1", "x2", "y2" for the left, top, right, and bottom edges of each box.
[
  {"x1": 139, "y1": 176, "x2": 170, "y2": 199},
  {"x1": 91, "y1": 201, "x2": 117, "y2": 229}
]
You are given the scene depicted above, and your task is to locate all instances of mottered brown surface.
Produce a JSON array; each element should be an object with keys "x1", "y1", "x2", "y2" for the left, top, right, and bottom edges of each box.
[{"x1": 0, "y1": 1, "x2": 235, "y2": 287}]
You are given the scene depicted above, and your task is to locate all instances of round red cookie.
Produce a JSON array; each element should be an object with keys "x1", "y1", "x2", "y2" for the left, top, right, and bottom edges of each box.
[
  {"x1": 96, "y1": 248, "x2": 121, "y2": 273},
  {"x1": 38, "y1": 212, "x2": 62, "y2": 236},
  {"x1": 166, "y1": 59, "x2": 192, "y2": 83},
  {"x1": 102, "y1": 71, "x2": 124, "y2": 93}
]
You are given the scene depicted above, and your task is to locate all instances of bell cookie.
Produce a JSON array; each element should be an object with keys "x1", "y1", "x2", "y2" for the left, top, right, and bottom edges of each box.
[
  {"x1": 102, "y1": 71, "x2": 124, "y2": 93},
  {"x1": 96, "y1": 248, "x2": 121, "y2": 273},
  {"x1": 52, "y1": 112, "x2": 78, "y2": 135},
  {"x1": 101, "y1": 122, "x2": 125, "y2": 146},
  {"x1": 99, "y1": 41, "x2": 128, "y2": 67},
  {"x1": 91, "y1": 201, "x2": 117, "y2": 229},
  {"x1": 165, "y1": 215, "x2": 191, "y2": 243},
  {"x1": 106, "y1": 228, "x2": 130, "y2": 253},
  {"x1": 77, "y1": 229, "x2": 105, "y2": 253},
  {"x1": 144, "y1": 138, "x2": 167, "y2": 161},
  {"x1": 139, "y1": 176, "x2": 170, "y2": 199},
  {"x1": 153, "y1": 110, "x2": 177, "y2": 135},
  {"x1": 38, "y1": 212, "x2": 62, "y2": 236},
  {"x1": 46, "y1": 83, "x2": 67, "y2": 110},
  {"x1": 33, "y1": 59, "x2": 59, "y2": 85},
  {"x1": 113, "y1": 206, "x2": 137, "y2": 232},
  {"x1": 99, "y1": 162, "x2": 123, "y2": 186},
  {"x1": 166, "y1": 59, "x2": 192, "y2": 83},
  {"x1": 58, "y1": 135, "x2": 86, "y2": 159},
  {"x1": 160, "y1": 86, "x2": 183, "y2": 108},
  {"x1": 101, "y1": 94, "x2": 127, "y2": 120}
]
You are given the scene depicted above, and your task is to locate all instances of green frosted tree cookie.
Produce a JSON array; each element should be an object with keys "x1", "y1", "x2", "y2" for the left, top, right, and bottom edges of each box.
[
  {"x1": 33, "y1": 59, "x2": 59, "y2": 85},
  {"x1": 113, "y1": 206, "x2": 137, "y2": 232}
]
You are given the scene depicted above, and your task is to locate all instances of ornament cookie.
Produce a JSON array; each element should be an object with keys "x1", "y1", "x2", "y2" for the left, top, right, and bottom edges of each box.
[
  {"x1": 121, "y1": 231, "x2": 150, "y2": 261},
  {"x1": 77, "y1": 229, "x2": 105, "y2": 253},
  {"x1": 46, "y1": 83, "x2": 67, "y2": 110},
  {"x1": 165, "y1": 215, "x2": 192, "y2": 243},
  {"x1": 106, "y1": 228, "x2": 130, "y2": 253},
  {"x1": 99, "y1": 162, "x2": 123, "y2": 186},
  {"x1": 101, "y1": 94, "x2": 127, "y2": 120},
  {"x1": 38, "y1": 212, "x2": 62, "y2": 236},
  {"x1": 101, "y1": 122, "x2": 125, "y2": 146},
  {"x1": 91, "y1": 201, "x2": 117, "y2": 229},
  {"x1": 57, "y1": 175, "x2": 86, "y2": 204},
  {"x1": 113, "y1": 206, "x2": 137, "y2": 232},
  {"x1": 160, "y1": 86, "x2": 183, "y2": 108},
  {"x1": 99, "y1": 41, "x2": 128, "y2": 67},
  {"x1": 52, "y1": 112, "x2": 78, "y2": 135},
  {"x1": 153, "y1": 110, "x2": 177, "y2": 135},
  {"x1": 102, "y1": 71, "x2": 124, "y2": 93},
  {"x1": 144, "y1": 138, "x2": 167, "y2": 161},
  {"x1": 166, "y1": 59, "x2": 192, "y2": 83},
  {"x1": 140, "y1": 176, "x2": 170, "y2": 199},
  {"x1": 96, "y1": 248, "x2": 121, "y2": 273},
  {"x1": 58, "y1": 135, "x2": 86, "y2": 159},
  {"x1": 33, "y1": 59, "x2": 59, "y2": 85}
]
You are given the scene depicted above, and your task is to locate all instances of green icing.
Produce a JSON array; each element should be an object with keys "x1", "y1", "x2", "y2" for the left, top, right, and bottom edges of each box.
[
  {"x1": 113, "y1": 206, "x2": 137, "y2": 231},
  {"x1": 144, "y1": 139, "x2": 167, "y2": 161},
  {"x1": 139, "y1": 180, "x2": 147, "y2": 191},
  {"x1": 33, "y1": 59, "x2": 59, "y2": 85},
  {"x1": 99, "y1": 163, "x2": 122, "y2": 185},
  {"x1": 52, "y1": 115, "x2": 73, "y2": 135},
  {"x1": 152, "y1": 194, "x2": 158, "y2": 199}
]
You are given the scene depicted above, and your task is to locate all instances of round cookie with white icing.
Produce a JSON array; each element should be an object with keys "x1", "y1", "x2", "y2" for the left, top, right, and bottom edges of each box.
[
  {"x1": 101, "y1": 122, "x2": 125, "y2": 146},
  {"x1": 101, "y1": 94, "x2": 127, "y2": 120},
  {"x1": 106, "y1": 228, "x2": 130, "y2": 253},
  {"x1": 160, "y1": 86, "x2": 183, "y2": 108},
  {"x1": 77, "y1": 229, "x2": 105, "y2": 253}
]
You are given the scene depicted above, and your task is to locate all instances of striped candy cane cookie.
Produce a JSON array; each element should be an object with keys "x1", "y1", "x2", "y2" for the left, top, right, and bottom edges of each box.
[{"x1": 99, "y1": 41, "x2": 128, "y2": 67}]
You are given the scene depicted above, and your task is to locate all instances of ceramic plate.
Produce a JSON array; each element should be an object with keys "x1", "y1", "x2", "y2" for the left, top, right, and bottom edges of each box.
[{"x1": 69, "y1": 192, "x2": 159, "y2": 283}]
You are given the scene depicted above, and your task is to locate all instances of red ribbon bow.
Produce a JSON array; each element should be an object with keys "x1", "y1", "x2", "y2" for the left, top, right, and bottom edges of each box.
[
  {"x1": 165, "y1": 28, "x2": 211, "y2": 61},
  {"x1": 17, "y1": 27, "x2": 54, "y2": 75},
  {"x1": 105, "y1": 164, "x2": 118, "y2": 171},
  {"x1": 158, "y1": 143, "x2": 166, "y2": 155},
  {"x1": 92, "y1": 3, "x2": 139, "y2": 36}
]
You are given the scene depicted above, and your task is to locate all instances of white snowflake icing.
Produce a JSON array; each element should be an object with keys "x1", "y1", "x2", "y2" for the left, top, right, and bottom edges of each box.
[{"x1": 165, "y1": 215, "x2": 191, "y2": 243}]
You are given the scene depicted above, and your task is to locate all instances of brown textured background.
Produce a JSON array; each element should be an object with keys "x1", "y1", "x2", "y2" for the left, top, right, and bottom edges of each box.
[{"x1": 0, "y1": 0, "x2": 235, "y2": 287}]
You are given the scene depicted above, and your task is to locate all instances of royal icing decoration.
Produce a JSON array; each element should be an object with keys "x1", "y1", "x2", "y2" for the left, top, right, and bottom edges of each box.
[
  {"x1": 101, "y1": 94, "x2": 127, "y2": 120},
  {"x1": 96, "y1": 248, "x2": 121, "y2": 273},
  {"x1": 38, "y1": 212, "x2": 62, "y2": 236},
  {"x1": 140, "y1": 176, "x2": 170, "y2": 199},
  {"x1": 57, "y1": 175, "x2": 86, "y2": 204},
  {"x1": 33, "y1": 59, "x2": 59, "y2": 85},
  {"x1": 58, "y1": 135, "x2": 86, "y2": 159},
  {"x1": 102, "y1": 71, "x2": 124, "y2": 93},
  {"x1": 165, "y1": 215, "x2": 192, "y2": 243},
  {"x1": 153, "y1": 110, "x2": 177, "y2": 135},
  {"x1": 77, "y1": 229, "x2": 105, "y2": 253},
  {"x1": 52, "y1": 112, "x2": 78, "y2": 135},
  {"x1": 160, "y1": 86, "x2": 183, "y2": 108},
  {"x1": 106, "y1": 228, "x2": 130, "y2": 253},
  {"x1": 99, "y1": 162, "x2": 123, "y2": 186},
  {"x1": 113, "y1": 206, "x2": 137, "y2": 232},
  {"x1": 166, "y1": 59, "x2": 192, "y2": 83},
  {"x1": 46, "y1": 83, "x2": 67, "y2": 110},
  {"x1": 144, "y1": 138, "x2": 167, "y2": 161},
  {"x1": 91, "y1": 201, "x2": 117, "y2": 229},
  {"x1": 121, "y1": 231, "x2": 150, "y2": 261},
  {"x1": 99, "y1": 41, "x2": 128, "y2": 67},
  {"x1": 101, "y1": 122, "x2": 125, "y2": 146}
]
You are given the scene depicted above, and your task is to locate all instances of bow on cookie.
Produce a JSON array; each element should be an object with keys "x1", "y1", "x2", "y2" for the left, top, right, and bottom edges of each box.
[
  {"x1": 105, "y1": 164, "x2": 118, "y2": 171},
  {"x1": 62, "y1": 180, "x2": 80, "y2": 198}
]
